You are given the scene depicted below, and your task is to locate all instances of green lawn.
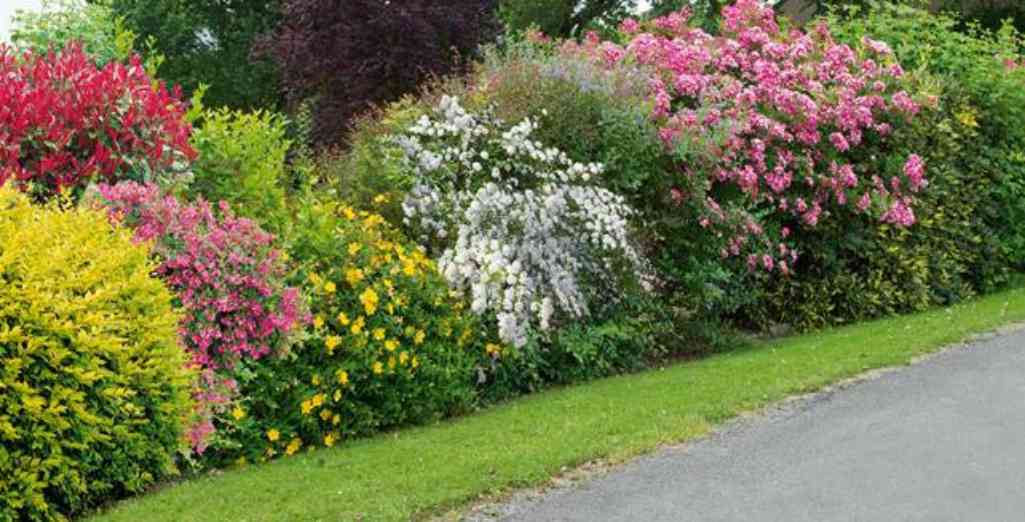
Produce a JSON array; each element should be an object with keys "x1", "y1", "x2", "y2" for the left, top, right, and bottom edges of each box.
[{"x1": 91, "y1": 288, "x2": 1025, "y2": 522}]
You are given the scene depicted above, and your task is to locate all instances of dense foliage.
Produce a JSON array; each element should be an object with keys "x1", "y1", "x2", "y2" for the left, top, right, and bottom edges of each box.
[
  {"x1": 92, "y1": 182, "x2": 302, "y2": 452},
  {"x1": 188, "y1": 108, "x2": 292, "y2": 235},
  {"x1": 257, "y1": 0, "x2": 500, "y2": 146},
  {"x1": 736, "y1": 1, "x2": 1025, "y2": 328},
  {"x1": 108, "y1": 0, "x2": 282, "y2": 110},
  {"x1": 498, "y1": 0, "x2": 637, "y2": 38},
  {"x1": 9, "y1": 0, "x2": 135, "y2": 66},
  {"x1": 208, "y1": 201, "x2": 488, "y2": 465},
  {"x1": 0, "y1": 185, "x2": 191, "y2": 521},
  {"x1": 828, "y1": 1, "x2": 1025, "y2": 268},
  {"x1": 0, "y1": 44, "x2": 194, "y2": 199},
  {"x1": 3, "y1": 0, "x2": 1025, "y2": 515}
]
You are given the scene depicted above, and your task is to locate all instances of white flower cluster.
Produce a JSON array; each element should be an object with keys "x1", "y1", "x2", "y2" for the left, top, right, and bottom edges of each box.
[{"x1": 398, "y1": 96, "x2": 646, "y2": 347}]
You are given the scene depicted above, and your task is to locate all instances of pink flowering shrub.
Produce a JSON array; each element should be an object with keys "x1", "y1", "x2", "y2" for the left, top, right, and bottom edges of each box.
[
  {"x1": 565, "y1": 1, "x2": 929, "y2": 273},
  {"x1": 93, "y1": 181, "x2": 302, "y2": 453}
]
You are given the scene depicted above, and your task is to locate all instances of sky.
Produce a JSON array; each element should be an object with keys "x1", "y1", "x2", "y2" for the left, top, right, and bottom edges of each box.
[{"x1": 1, "y1": 0, "x2": 44, "y2": 42}]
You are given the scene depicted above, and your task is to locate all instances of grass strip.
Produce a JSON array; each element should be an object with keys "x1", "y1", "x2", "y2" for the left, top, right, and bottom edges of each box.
[{"x1": 91, "y1": 288, "x2": 1025, "y2": 522}]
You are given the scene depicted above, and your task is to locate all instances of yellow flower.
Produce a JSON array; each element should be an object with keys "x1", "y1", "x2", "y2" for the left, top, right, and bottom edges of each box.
[
  {"x1": 323, "y1": 281, "x2": 336, "y2": 294},
  {"x1": 351, "y1": 316, "x2": 365, "y2": 335},
  {"x1": 313, "y1": 315, "x2": 325, "y2": 329},
  {"x1": 285, "y1": 438, "x2": 302, "y2": 456},
  {"x1": 486, "y1": 343, "x2": 502, "y2": 357},
  {"x1": 411, "y1": 356, "x2": 420, "y2": 369},
  {"x1": 332, "y1": 414, "x2": 341, "y2": 426},
  {"x1": 372, "y1": 361, "x2": 384, "y2": 374},
  {"x1": 384, "y1": 339, "x2": 399, "y2": 352},
  {"x1": 337, "y1": 312, "x2": 350, "y2": 325},
  {"x1": 402, "y1": 261, "x2": 417, "y2": 277},
  {"x1": 372, "y1": 328, "x2": 386, "y2": 341},
  {"x1": 345, "y1": 268, "x2": 365, "y2": 286},
  {"x1": 414, "y1": 329, "x2": 426, "y2": 345},
  {"x1": 342, "y1": 207, "x2": 357, "y2": 220},
  {"x1": 348, "y1": 242, "x2": 362, "y2": 255},
  {"x1": 387, "y1": 356, "x2": 397, "y2": 369},
  {"x1": 360, "y1": 287, "x2": 379, "y2": 315},
  {"x1": 324, "y1": 433, "x2": 337, "y2": 447},
  {"x1": 373, "y1": 193, "x2": 389, "y2": 204},
  {"x1": 266, "y1": 429, "x2": 280, "y2": 442},
  {"x1": 308, "y1": 272, "x2": 323, "y2": 286},
  {"x1": 320, "y1": 409, "x2": 333, "y2": 421},
  {"x1": 311, "y1": 374, "x2": 321, "y2": 386},
  {"x1": 301, "y1": 400, "x2": 313, "y2": 415},
  {"x1": 399, "y1": 351, "x2": 409, "y2": 365},
  {"x1": 312, "y1": 393, "x2": 325, "y2": 407},
  {"x1": 325, "y1": 335, "x2": 341, "y2": 353},
  {"x1": 232, "y1": 406, "x2": 246, "y2": 421},
  {"x1": 333, "y1": 389, "x2": 342, "y2": 402},
  {"x1": 336, "y1": 369, "x2": 350, "y2": 385}
]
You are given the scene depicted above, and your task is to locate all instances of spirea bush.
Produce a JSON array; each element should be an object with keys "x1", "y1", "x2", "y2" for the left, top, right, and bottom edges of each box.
[
  {"x1": 92, "y1": 181, "x2": 302, "y2": 453},
  {"x1": 397, "y1": 96, "x2": 648, "y2": 347},
  {"x1": 208, "y1": 201, "x2": 488, "y2": 466},
  {"x1": 570, "y1": 1, "x2": 928, "y2": 273},
  {"x1": 0, "y1": 185, "x2": 191, "y2": 521},
  {"x1": 0, "y1": 44, "x2": 195, "y2": 199}
]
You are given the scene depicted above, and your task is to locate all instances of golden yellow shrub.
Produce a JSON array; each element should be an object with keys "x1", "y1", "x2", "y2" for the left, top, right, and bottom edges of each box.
[{"x1": 0, "y1": 186, "x2": 192, "y2": 521}]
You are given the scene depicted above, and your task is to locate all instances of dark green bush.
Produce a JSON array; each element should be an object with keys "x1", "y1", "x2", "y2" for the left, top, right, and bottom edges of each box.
[
  {"x1": 829, "y1": 2, "x2": 1025, "y2": 268},
  {"x1": 740, "y1": 3, "x2": 1025, "y2": 330}
]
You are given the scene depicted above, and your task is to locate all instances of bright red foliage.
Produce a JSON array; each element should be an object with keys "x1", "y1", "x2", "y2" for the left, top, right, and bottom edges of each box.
[{"x1": 0, "y1": 44, "x2": 195, "y2": 196}]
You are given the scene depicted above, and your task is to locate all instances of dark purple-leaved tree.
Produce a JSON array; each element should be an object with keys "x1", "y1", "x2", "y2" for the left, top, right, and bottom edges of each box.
[{"x1": 257, "y1": 0, "x2": 499, "y2": 146}]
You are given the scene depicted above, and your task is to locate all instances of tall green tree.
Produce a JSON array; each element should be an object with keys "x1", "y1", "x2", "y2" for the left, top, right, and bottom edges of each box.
[
  {"x1": 105, "y1": 0, "x2": 282, "y2": 110},
  {"x1": 499, "y1": 0, "x2": 638, "y2": 38}
]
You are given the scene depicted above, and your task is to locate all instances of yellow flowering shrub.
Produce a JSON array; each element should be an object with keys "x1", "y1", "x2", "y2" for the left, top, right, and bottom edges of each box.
[
  {"x1": 209, "y1": 200, "x2": 497, "y2": 465},
  {"x1": 0, "y1": 186, "x2": 192, "y2": 521}
]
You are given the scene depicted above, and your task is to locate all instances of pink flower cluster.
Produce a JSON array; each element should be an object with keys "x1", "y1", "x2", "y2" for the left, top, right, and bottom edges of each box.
[
  {"x1": 94, "y1": 181, "x2": 302, "y2": 453},
  {"x1": 96, "y1": 181, "x2": 301, "y2": 370},
  {"x1": 566, "y1": 1, "x2": 929, "y2": 272}
]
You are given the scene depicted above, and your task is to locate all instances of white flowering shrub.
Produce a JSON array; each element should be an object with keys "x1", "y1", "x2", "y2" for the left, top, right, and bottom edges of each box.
[{"x1": 397, "y1": 96, "x2": 647, "y2": 347}]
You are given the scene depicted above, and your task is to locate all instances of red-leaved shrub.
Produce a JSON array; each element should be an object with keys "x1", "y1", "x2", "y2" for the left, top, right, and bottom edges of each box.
[{"x1": 0, "y1": 44, "x2": 194, "y2": 197}]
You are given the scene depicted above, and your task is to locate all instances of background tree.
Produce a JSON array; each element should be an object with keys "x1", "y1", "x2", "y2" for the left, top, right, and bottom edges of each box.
[
  {"x1": 498, "y1": 0, "x2": 638, "y2": 38},
  {"x1": 105, "y1": 0, "x2": 282, "y2": 110},
  {"x1": 257, "y1": 0, "x2": 499, "y2": 147}
]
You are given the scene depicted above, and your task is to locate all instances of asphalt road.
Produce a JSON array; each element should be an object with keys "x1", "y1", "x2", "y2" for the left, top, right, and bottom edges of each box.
[{"x1": 478, "y1": 328, "x2": 1025, "y2": 522}]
